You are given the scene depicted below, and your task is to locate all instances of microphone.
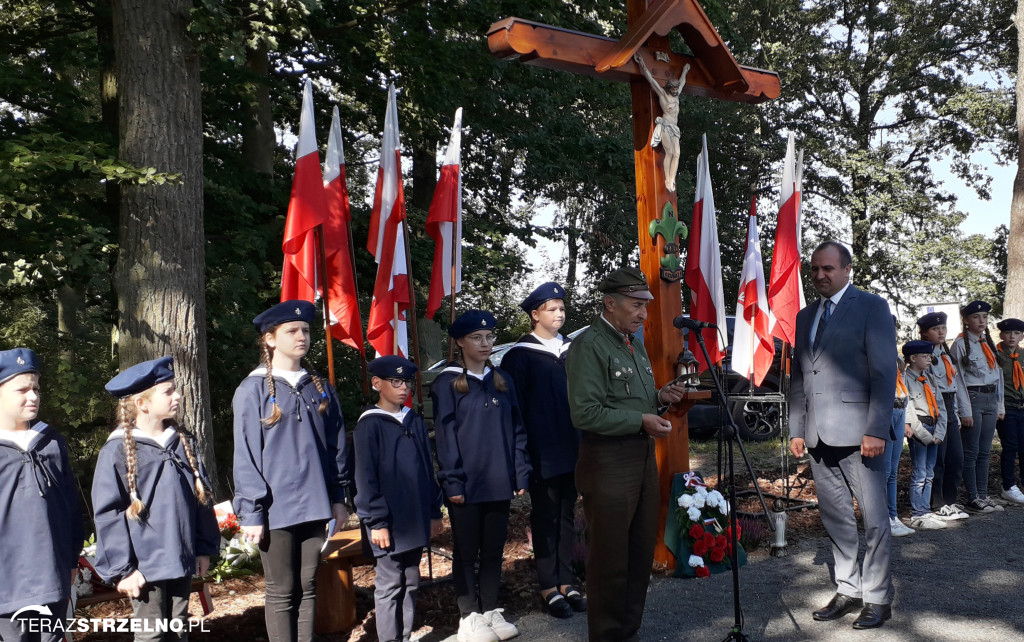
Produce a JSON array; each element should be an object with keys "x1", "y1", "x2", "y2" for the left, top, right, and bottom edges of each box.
[{"x1": 673, "y1": 316, "x2": 718, "y2": 331}]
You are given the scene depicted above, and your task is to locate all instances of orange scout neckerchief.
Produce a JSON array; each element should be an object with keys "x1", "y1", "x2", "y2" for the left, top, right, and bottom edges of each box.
[
  {"x1": 999, "y1": 343, "x2": 1024, "y2": 391},
  {"x1": 918, "y1": 375, "x2": 939, "y2": 419}
]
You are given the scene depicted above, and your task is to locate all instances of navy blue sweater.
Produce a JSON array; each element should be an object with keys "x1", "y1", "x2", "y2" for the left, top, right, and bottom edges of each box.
[
  {"x1": 430, "y1": 366, "x2": 531, "y2": 503},
  {"x1": 91, "y1": 429, "x2": 219, "y2": 584},
  {"x1": 354, "y1": 408, "x2": 442, "y2": 557},
  {"x1": 232, "y1": 371, "x2": 351, "y2": 529},
  {"x1": 0, "y1": 422, "x2": 82, "y2": 615},
  {"x1": 500, "y1": 335, "x2": 580, "y2": 481}
]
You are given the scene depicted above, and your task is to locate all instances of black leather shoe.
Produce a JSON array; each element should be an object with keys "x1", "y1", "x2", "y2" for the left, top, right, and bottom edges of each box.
[
  {"x1": 852, "y1": 603, "x2": 892, "y2": 629},
  {"x1": 543, "y1": 592, "x2": 573, "y2": 619},
  {"x1": 812, "y1": 594, "x2": 863, "y2": 621},
  {"x1": 561, "y1": 587, "x2": 587, "y2": 612}
]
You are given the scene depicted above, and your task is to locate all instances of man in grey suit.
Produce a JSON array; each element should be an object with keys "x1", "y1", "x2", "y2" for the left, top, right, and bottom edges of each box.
[{"x1": 788, "y1": 241, "x2": 897, "y2": 630}]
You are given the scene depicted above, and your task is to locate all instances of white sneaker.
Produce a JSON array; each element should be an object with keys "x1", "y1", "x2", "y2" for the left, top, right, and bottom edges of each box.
[
  {"x1": 458, "y1": 613, "x2": 499, "y2": 642},
  {"x1": 935, "y1": 504, "x2": 969, "y2": 521},
  {"x1": 889, "y1": 516, "x2": 915, "y2": 537},
  {"x1": 981, "y1": 497, "x2": 1006, "y2": 511},
  {"x1": 909, "y1": 513, "x2": 948, "y2": 530},
  {"x1": 1001, "y1": 486, "x2": 1024, "y2": 505},
  {"x1": 482, "y1": 609, "x2": 519, "y2": 640}
]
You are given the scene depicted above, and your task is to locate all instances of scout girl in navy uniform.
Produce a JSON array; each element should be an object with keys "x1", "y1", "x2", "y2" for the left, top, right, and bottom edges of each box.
[
  {"x1": 500, "y1": 283, "x2": 585, "y2": 618},
  {"x1": 232, "y1": 300, "x2": 352, "y2": 642},
  {"x1": 918, "y1": 312, "x2": 971, "y2": 521},
  {"x1": 355, "y1": 355, "x2": 442, "y2": 642},
  {"x1": 0, "y1": 348, "x2": 82, "y2": 642},
  {"x1": 431, "y1": 310, "x2": 531, "y2": 642},
  {"x1": 995, "y1": 318, "x2": 1024, "y2": 505},
  {"x1": 92, "y1": 356, "x2": 219, "y2": 641},
  {"x1": 950, "y1": 300, "x2": 1005, "y2": 513}
]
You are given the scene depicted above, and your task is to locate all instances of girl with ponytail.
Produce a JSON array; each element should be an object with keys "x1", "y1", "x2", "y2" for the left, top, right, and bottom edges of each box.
[
  {"x1": 232, "y1": 300, "x2": 352, "y2": 642},
  {"x1": 91, "y1": 356, "x2": 219, "y2": 638},
  {"x1": 431, "y1": 310, "x2": 531, "y2": 642},
  {"x1": 950, "y1": 300, "x2": 1006, "y2": 514}
]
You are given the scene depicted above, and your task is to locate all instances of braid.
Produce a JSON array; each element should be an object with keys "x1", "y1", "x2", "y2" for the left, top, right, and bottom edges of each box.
[
  {"x1": 301, "y1": 358, "x2": 329, "y2": 414},
  {"x1": 176, "y1": 425, "x2": 211, "y2": 506},
  {"x1": 453, "y1": 352, "x2": 470, "y2": 394},
  {"x1": 487, "y1": 359, "x2": 508, "y2": 392},
  {"x1": 260, "y1": 338, "x2": 283, "y2": 427},
  {"x1": 120, "y1": 399, "x2": 146, "y2": 521}
]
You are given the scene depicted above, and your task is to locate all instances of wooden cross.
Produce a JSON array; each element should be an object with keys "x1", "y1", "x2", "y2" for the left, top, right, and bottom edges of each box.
[{"x1": 488, "y1": 0, "x2": 779, "y2": 567}]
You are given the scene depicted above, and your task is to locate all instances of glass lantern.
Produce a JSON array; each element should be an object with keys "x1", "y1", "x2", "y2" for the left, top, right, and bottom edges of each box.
[{"x1": 676, "y1": 350, "x2": 701, "y2": 389}]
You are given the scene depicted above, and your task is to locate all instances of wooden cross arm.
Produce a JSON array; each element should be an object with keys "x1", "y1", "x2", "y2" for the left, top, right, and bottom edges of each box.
[{"x1": 487, "y1": 17, "x2": 780, "y2": 105}]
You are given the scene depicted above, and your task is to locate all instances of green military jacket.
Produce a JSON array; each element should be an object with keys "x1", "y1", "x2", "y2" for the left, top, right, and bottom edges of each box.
[
  {"x1": 997, "y1": 342, "x2": 1024, "y2": 405},
  {"x1": 565, "y1": 314, "x2": 658, "y2": 436}
]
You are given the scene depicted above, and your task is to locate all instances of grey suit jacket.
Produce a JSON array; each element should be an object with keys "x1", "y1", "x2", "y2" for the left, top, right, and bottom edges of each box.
[{"x1": 789, "y1": 285, "x2": 896, "y2": 448}]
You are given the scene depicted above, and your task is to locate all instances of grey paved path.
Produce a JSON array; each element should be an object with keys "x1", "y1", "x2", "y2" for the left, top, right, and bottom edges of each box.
[{"x1": 443, "y1": 505, "x2": 1024, "y2": 641}]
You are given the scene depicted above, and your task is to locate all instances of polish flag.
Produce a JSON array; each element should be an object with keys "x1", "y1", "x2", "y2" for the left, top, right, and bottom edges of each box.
[
  {"x1": 366, "y1": 84, "x2": 410, "y2": 357},
  {"x1": 281, "y1": 80, "x2": 328, "y2": 303},
  {"x1": 684, "y1": 134, "x2": 729, "y2": 371},
  {"x1": 425, "y1": 108, "x2": 463, "y2": 321},
  {"x1": 768, "y1": 133, "x2": 805, "y2": 345},
  {"x1": 732, "y1": 197, "x2": 776, "y2": 386},
  {"x1": 322, "y1": 106, "x2": 365, "y2": 354}
]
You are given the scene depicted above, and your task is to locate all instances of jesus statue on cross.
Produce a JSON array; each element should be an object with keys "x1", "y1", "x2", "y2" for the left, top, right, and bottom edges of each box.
[{"x1": 634, "y1": 52, "x2": 690, "y2": 193}]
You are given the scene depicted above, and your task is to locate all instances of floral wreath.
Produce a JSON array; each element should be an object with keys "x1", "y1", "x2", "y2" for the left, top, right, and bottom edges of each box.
[{"x1": 675, "y1": 471, "x2": 740, "y2": 577}]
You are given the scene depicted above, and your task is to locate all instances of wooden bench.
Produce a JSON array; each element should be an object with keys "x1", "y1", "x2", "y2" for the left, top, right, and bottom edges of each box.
[{"x1": 314, "y1": 528, "x2": 370, "y2": 634}]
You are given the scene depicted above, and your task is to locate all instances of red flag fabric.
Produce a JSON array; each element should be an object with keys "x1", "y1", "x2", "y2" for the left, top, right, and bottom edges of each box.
[
  {"x1": 366, "y1": 84, "x2": 410, "y2": 357},
  {"x1": 281, "y1": 80, "x2": 329, "y2": 303},
  {"x1": 768, "y1": 133, "x2": 804, "y2": 345},
  {"x1": 322, "y1": 106, "x2": 365, "y2": 354},
  {"x1": 732, "y1": 197, "x2": 776, "y2": 386},
  {"x1": 684, "y1": 135, "x2": 729, "y2": 371},
  {"x1": 426, "y1": 108, "x2": 463, "y2": 321}
]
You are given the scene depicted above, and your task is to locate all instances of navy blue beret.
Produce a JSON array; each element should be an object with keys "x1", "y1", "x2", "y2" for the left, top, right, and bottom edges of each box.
[
  {"x1": 368, "y1": 355, "x2": 419, "y2": 379},
  {"x1": 105, "y1": 356, "x2": 175, "y2": 397},
  {"x1": 254, "y1": 300, "x2": 316, "y2": 334},
  {"x1": 902, "y1": 340, "x2": 934, "y2": 358},
  {"x1": 997, "y1": 318, "x2": 1024, "y2": 332},
  {"x1": 521, "y1": 282, "x2": 566, "y2": 313},
  {"x1": 917, "y1": 312, "x2": 947, "y2": 331},
  {"x1": 449, "y1": 310, "x2": 497, "y2": 338},
  {"x1": 961, "y1": 300, "x2": 991, "y2": 317},
  {"x1": 0, "y1": 348, "x2": 40, "y2": 386}
]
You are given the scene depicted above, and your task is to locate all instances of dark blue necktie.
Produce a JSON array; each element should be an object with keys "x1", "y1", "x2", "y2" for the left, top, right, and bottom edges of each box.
[{"x1": 813, "y1": 299, "x2": 832, "y2": 351}]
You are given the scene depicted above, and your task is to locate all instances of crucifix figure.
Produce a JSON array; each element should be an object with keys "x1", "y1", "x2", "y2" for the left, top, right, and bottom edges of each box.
[
  {"x1": 634, "y1": 53, "x2": 690, "y2": 192},
  {"x1": 488, "y1": 0, "x2": 779, "y2": 573}
]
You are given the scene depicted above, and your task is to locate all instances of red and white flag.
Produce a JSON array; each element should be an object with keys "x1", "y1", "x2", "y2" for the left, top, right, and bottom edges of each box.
[
  {"x1": 366, "y1": 84, "x2": 410, "y2": 357},
  {"x1": 322, "y1": 106, "x2": 365, "y2": 354},
  {"x1": 281, "y1": 80, "x2": 328, "y2": 303},
  {"x1": 768, "y1": 133, "x2": 805, "y2": 345},
  {"x1": 684, "y1": 134, "x2": 729, "y2": 371},
  {"x1": 732, "y1": 197, "x2": 775, "y2": 386},
  {"x1": 425, "y1": 108, "x2": 463, "y2": 321}
]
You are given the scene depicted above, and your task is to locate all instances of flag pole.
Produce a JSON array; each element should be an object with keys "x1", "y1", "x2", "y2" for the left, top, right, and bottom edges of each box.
[
  {"x1": 315, "y1": 224, "x2": 336, "y2": 386},
  {"x1": 446, "y1": 230, "x2": 458, "y2": 362},
  {"x1": 401, "y1": 221, "x2": 427, "y2": 413}
]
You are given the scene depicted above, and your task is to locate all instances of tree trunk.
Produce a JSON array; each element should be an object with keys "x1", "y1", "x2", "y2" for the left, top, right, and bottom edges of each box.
[
  {"x1": 241, "y1": 41, "x2": 275, "y2": 177},
  {"x1": 97, "y1": 0, "x2": 120, "y2": 230},
  {"x1": 1007, "y1": 2, "x2": 1024, "y2": 318},
  {"x1": 411, "y1": 142, "x2": 437, "y2": 213},
  {"x1": 56, "y1": 285, "x2": 82, "y2": 365},
  {"x1": 112, "y1": 0, "x2": 220, "y2": 493}
]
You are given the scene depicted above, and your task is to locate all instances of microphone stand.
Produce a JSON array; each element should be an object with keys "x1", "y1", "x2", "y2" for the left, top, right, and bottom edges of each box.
[{"x1": 689, "y1": 329, "x2": 774, "y2": 642}]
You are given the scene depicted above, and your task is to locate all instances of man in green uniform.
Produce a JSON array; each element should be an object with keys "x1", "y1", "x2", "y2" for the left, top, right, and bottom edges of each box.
[{"x1": 566, "y1": 267, "x2": 686, "y2": 642}]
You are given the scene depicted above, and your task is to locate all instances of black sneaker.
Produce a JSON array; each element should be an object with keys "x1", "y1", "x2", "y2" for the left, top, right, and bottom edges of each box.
[
  {"x1": 543, "y1": 592, "x2": 573, "y2": 619},
  {"x1": 966, "y1": 498, "x2": 996, "y2": 513},
  {"x1": 561, "y1": 587, "x2": 587, "y2": 612}
]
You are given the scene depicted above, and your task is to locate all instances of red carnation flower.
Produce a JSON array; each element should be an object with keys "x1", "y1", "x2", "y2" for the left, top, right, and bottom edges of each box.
[
  {"x1": 715, "y1": 534, "x2": 727, "y2": 549},
  {"x1": 693, "y1": 539, "x2": 709, "y2": 556},
  {"x1": 703, "y1": 532, "x2": 716, "y2": 548},
  {"x1": 709, "y1": 546, "x2": 725, "y2": 563},
  {"x1": 696, "y1": 565, "x2": 711, "y2": 578},
  {"x1": 689, "y1": 524, "x2": 705, "y2": 540}
]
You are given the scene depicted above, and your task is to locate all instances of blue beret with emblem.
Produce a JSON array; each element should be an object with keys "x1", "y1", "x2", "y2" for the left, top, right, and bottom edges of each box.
[
  {"x1": 253, "y1": 299, "x2": 316, "y2": 334},
  {"x1": 997, "y1": 318, "x2": 1024, "y2": 332},
  {"x1": 521, "y1": 282, "x2": 566, "y2": 313},
  {"x1": 368, "y1": 355, "x2": 419, "y2": 379},
  {"x1": 105, "y1": 356, "x2": 175, "y2": 397},
  {"x1": 902, "y1": 340, "x2": 934, "y2": 358},
  {"x1": 449, "y1": 310, "x2": 497, "y2": 338},
  {"x1": 0, "y1": 348, "x2": 40, "y2": 386},
  {"x1": 916, "y1": 311, "x2": 947, "y2": 331},
  {"x1": 960, "y1": 300, "x2": 991, "y2": 317}
]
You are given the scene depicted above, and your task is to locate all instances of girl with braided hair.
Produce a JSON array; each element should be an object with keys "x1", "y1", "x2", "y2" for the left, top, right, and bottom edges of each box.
[
  {"x1": 232, "y1": 300, "x2": 352, "y2": 642},
  {"x1": 431, "y1": 310, "x2": 531, "y2": 642},
  {"x1": 950, "y1": 300, "x2": 1006, "y2": 514},
  {"x1": 91, "y1": 356, "x2": 219, "y2": 639}
]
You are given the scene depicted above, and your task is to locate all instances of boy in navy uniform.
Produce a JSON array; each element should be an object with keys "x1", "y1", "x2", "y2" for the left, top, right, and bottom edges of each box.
[
  {"x1": 355, "y1": 356, "x2": 443, "y2": 642},
  {"x1": 501, "y1": 282, "x2": 584, "y2": 618},
  {"x1": 995, "y1": 318, "x2": 1024, "y2": 505}
]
